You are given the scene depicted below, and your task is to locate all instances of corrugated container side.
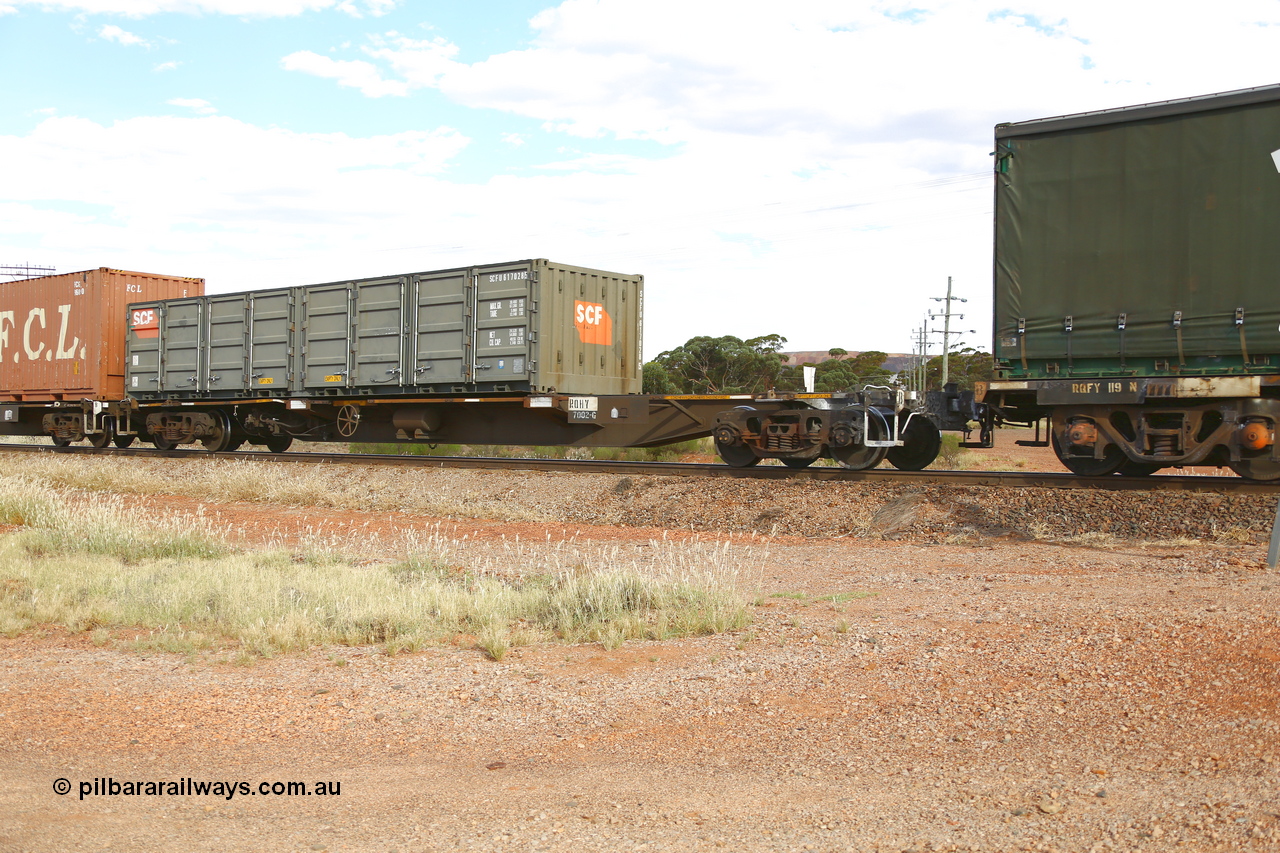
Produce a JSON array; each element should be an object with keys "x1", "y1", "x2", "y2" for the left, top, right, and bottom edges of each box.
[
  {"x1": 994, "y1": 90, "x2": 1280, "y2": 375},
  {"x1": 2, "y1": 268, "x2": 203, "y2": 401},
  {"x1": 125, "y1": 259, "x2": 640, "y2": 399},
  {"x1": 533, "y1": 260, "x2": 643, "y2": 396}
]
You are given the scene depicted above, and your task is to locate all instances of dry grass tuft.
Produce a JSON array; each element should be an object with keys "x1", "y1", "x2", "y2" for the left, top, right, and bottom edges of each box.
[{"x1": 0, "y1": 474, "x2": 757, "y2": 659}]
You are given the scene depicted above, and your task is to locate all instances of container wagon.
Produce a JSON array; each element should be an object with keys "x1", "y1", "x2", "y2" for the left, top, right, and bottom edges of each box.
[
  {"x1": 0, "y1": 268, "x2": 204, "y2": 445},
  {"x1": 1, "y1": 260, "x2": 955, "y2": 469},
  {"x1": 977, "y1": 84, "x2": 1280, "y2": 480}
]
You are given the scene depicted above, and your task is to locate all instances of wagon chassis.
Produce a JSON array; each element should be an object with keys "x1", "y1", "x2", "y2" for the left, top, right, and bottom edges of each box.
[{"x1": 5, "y1": 386, "x2": 955, "y2": 473}]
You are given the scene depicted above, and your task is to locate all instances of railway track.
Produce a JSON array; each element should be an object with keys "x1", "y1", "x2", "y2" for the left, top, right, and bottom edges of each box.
[{"x1": 1, "y1": 442, "x2": 1276, "y2": 494}]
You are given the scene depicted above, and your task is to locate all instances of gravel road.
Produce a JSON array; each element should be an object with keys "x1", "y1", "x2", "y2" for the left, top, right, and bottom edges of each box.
[{"x1": 1, "y1": 462, "x2": 1278, "y2": 852}]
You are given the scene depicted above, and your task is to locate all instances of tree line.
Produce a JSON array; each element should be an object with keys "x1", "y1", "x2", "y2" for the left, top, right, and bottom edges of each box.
[{"x1": 642, "y1": 334, "x2": 992, "y2": 395}]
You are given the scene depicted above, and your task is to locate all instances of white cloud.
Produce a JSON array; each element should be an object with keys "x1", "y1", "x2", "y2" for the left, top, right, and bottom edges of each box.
[
  {"x1": 153, "y1": 60, "x2": 180, "y2": 71},
  {"x1": 363, "y1": 33, "x2": 460, "y2": 88},
  {"x1": 167, "y1": 97, "x2": 216, "y2": 114},
  {"x1": 0, "y1": 115, "x2": 472, "y2": 288},
  {"x1": 6, "y1": 0, "x2": 342, "y2": 16},
  {"x1": 335, "y1": 0, "x2": 395, "y2": 18},
  {"x1": 7, "y1": 1, "x2": 1280, "y2": 355},
  {"x1": 98, "y1": 23, "x2": 147, "y2": 46},
  {"x1": 415, "y1": 0, "x2": 1280, "y2": 153},
  {"x1": 280, "y1": 50, "x2": 408, "y2": 97}
]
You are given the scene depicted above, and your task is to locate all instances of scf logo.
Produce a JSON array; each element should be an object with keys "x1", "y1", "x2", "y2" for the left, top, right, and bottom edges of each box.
[
  {"x1": 131, "y1": 308, "x2": 160, "y2": 339},
  {"x1": 573, "y1": 300, "x2": 612, "y2": 345}
]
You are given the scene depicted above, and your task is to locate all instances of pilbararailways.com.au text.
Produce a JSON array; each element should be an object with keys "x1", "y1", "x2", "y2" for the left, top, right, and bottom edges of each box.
[{"x1": 54, "y1": 777, "x2": 341, "y2": 801}]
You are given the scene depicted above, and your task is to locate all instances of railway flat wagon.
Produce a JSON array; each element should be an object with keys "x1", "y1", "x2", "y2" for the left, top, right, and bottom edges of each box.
[
  {"x1": 0, "y1": 258, "x2": 952, "y2": 469},
  {"x1": 980, "y1": 84, "x2": 1280, "y2": 480}
]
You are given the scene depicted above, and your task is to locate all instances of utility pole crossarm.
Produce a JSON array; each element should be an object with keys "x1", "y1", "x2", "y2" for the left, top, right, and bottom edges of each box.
[{"x1": 928, "y1": 276, "x2": 971, "y2": 388}]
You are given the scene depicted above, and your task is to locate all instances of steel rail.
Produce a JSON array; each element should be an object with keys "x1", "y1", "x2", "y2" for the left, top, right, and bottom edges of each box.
[{"x1": 0, "y1": 442, "x2": 1276, "y2": 493}]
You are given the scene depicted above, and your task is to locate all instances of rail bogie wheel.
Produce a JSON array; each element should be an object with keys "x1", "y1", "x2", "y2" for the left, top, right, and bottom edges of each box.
[
  {"x1": 201, "y1": 410, "x2": 237, "y2": 453},
  {"x1": 1051, "y1": 433, "x2": 1126, "y2": 476},
  {"x1": 152, "y1": 434, "x2": 179, "y2": 451},
  {"x1": 1227, "y1": 456, "x2": 1280, "y2": 481},
  {"x1": 113, "y1": 434, "x2": 136, "y2": 449},
  {"x1": 51, "y1": 435, "x2": 73, "y2": 447},
  {"x1": 781, "y1": 453, "x2": 819, "y2": 469},
  {"x1": 715, "y1": 438, "x2": 760, "y2": 468},
  {"x1": 886, "y1": 417, "x2": 942, "y2": 471},
  {"x1": 264, "y1": 435, "x2": 293, "y2": 453},
  {"x1": 1118, "y1": 460, "x2": 1162, "y2": 477},
  {"x1": 87, "y1": 424, "x2": 115, "y2": 448},
  {"x1": 830, "y1": 406, "x2": 889, "y2": 471}
]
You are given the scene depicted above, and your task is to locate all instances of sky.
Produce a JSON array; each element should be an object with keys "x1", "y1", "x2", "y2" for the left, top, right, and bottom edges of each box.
[{"x1": 2, "y1": 1, "x2": 1278, "y2": 360}]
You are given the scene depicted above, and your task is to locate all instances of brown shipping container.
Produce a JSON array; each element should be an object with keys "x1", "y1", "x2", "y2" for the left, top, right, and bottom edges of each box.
[{"x1": 0, "y1": 268, "x2": 204, "y2": 402}]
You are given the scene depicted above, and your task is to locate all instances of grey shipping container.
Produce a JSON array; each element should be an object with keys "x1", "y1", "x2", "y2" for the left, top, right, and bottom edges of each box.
[
  {"x1": 126, "y1": 259, "x2": 643, "y2": 399},
  {"x1": 993, "y1": 84, "x2": 1280, "y2": 377}
]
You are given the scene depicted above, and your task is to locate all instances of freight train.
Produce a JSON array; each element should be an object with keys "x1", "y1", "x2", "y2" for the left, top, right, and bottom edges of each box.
[
  {"x1": 0, "y1": 260, "x2": 960, "y2": 471},
  {"x1": 4, "y1": 84, "x2": 1278, "y2": 480},
  {"x1": 974, "y1": 83, "x2": 1280, "y2": 481}
]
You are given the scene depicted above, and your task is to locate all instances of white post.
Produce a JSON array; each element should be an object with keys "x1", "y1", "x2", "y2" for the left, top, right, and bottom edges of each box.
[{"x1": 1268, "y1": 497, "x2": 1280, "y2": 570}]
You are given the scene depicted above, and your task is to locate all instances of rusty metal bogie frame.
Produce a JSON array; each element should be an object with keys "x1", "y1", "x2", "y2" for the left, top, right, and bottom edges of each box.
[
  {"x1": 1049, "y1": 399, "x2": 1280, "y2": 467},
  {"x1": 145, "y1": 410, "x2": 223, "y2": 445},
  {"x1": 712, "y1": 391, "x2": 921, "y2": 465}
]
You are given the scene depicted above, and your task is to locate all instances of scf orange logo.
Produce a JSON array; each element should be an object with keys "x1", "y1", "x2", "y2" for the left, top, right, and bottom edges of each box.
[
  {"x1": 131, "y1": 308, "x2": 160, "y2": 339},
  {"x1": 574, "y1": 300, "x2": 612, "y2": 345}
]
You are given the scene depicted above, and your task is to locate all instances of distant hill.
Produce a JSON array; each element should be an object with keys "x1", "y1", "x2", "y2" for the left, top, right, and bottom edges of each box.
[{"x1": 781, "y1": 351, "x2": 916, "y2": 373}]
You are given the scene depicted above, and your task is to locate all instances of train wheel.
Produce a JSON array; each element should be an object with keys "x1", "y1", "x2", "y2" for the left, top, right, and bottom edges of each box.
[
  {"x1": 830, "y1": 406, "x2": 889, "y2": 471},
  {"x1": 51, "y1": 435, "x2": 73, "y2": 447},
  {"x1": 1052, "y1": 434, "x2": 1125, "y2": 476},
  {"x1": 715, "y1": 437, "x2": 760, "y2": 468},
  {"x1": 264, "y1": 435, "x2": 293, "y2": 453},
  {"x1": 201, "y1": 411, "x2": 236, "y2": 453},
  {"x1": 1228, "y1": 456, "x2": 1280, "y2": 481},
  {"x1": 88, "y1": 420, "x2": 115, "y2": 449},
  {"x1": 886, "y1": 417, "x2": 942, "y2": 471},
  {"x1": 152, "y1": 434, "x2": 179, "y2": 451},
  {"x1": 113, "y1": 434, "x2": 136, "y2": 449},
  {"x1": 781, "y1": 454, "x2": 818, "y2": 469}
]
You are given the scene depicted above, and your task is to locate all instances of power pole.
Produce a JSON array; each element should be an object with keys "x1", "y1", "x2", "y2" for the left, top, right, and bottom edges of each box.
[
  {"x1": 914, "y1": 320, "x2": 928, "y2": 393},
  {"x1": 929, "y1": 277, "x2": 968, "y2": 388}
]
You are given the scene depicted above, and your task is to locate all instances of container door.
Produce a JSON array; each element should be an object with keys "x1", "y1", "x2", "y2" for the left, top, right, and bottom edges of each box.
[
  {"x1": 411, "y1": 269, "x2": 469, "y2": 385},
  {"x1": 352, "y1": 276, "x2": 406, "y2": 387},
  {"x1": 126, "y1": 303, "x2": 163, "y2": 395},
  {"x1": 206, "y1": 295, "x2": 247, "y2": 394},
  {"x1": 248, "y1": 289, "x2": 292, "y2": 392},
  {"x1": 160, "y1": 299, "x2": 204, "y2": 393},
  {"x1": 473, "y1": 264, "x2": 533, "y2": 383},
  {"x1": 300, "y1": 284, "x2": 352, "y2": 390}
]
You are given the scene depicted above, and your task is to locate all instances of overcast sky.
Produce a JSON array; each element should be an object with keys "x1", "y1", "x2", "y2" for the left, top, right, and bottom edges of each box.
[{"x1": 2, "y1": 1, "x2": 1278, "y2": 358}]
